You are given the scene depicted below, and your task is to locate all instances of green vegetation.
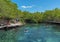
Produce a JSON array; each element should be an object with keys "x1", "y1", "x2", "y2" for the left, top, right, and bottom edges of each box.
[{"x1": 0, "y1": 0, "x2": 60, "y2": 23}]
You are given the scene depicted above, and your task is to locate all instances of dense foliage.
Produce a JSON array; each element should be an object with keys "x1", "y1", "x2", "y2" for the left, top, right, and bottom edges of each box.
[{"x1": 0, "y1": 0, "x2": 60, "y2": 23}]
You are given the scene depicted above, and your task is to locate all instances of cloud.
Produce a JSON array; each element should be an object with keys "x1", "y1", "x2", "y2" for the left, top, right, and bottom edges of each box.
[{"x1": 21, "y1": 6, "x2": 33, "y2": 8}]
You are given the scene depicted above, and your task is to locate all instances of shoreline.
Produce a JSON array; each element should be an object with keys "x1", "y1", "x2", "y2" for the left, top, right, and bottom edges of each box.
[
  {"x1": 0, "y1": 22, "x2": 24, "y2": 30},
  {"x1": 0, "y1": 21, "x2": 60, "y2": 31},
  {"x1": 25, "y1": 22, "x2": 60, "y2": 25}
]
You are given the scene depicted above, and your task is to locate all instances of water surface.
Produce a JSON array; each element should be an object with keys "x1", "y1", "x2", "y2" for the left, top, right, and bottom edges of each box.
[{"x1": 0, "y1": 24, "x2": 60, "y2": 42}]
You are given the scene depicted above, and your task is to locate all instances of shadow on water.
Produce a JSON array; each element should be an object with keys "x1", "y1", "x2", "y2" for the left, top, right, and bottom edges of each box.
[
  {"x1": 0, "y1": 27, "x2": 20, "y2": 42},
  {"x1": 52, "y1": 24, "x2": 60, "y2": 32}
]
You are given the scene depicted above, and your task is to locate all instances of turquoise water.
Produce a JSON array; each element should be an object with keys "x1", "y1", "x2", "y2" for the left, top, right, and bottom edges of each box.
[{"x1": 0, "y1": 24, "x2": 60, "y2": 42}]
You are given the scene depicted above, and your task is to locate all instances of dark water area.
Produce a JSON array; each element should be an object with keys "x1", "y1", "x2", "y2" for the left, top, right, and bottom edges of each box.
[{"x1": 0, "y1": 23, "x2": 60, "y2": 42}]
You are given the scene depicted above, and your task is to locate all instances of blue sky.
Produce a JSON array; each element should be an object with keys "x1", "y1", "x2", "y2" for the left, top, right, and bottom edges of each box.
[{"x1": 11, "y1": 0, "x2": 60, "y2": 12}]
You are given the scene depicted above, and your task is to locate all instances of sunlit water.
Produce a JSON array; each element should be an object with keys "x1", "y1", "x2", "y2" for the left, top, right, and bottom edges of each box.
[{"x1": 0, "y1": 24, "x2": 60, "y2": 42}]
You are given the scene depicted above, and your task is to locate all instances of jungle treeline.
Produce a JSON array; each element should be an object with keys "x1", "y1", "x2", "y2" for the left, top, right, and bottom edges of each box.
[{"x1": 0, "y1": 0, "x2": 60, "y2": 23}]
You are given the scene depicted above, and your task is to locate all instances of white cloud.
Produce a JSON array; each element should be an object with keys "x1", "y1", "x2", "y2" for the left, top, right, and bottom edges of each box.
[{"x1": 21, "y1": 6, "x2": 33, "y2": 8}]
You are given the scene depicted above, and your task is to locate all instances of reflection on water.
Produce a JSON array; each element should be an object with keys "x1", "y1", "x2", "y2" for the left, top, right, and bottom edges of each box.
[
  {"x1": 0, "y1": 24, "x2": 60, "y2": 42},
  {"x1": 52, "y1": 25, "x2": 60, "y2": 32}
]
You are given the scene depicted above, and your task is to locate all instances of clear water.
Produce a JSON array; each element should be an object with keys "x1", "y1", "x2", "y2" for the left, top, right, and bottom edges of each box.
[{"x1": 0, "y1": 24, "x2": 60, "y2": 42}]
